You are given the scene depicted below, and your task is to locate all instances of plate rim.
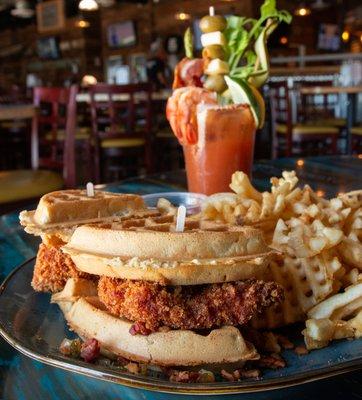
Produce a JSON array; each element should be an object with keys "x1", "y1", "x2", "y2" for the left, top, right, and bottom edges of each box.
[{"x1": 1, "y1": 258, "x2": 362, "y2": 395}]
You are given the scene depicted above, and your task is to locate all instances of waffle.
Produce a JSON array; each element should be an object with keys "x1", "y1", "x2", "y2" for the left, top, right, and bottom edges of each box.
[
  {"x1": 63, "y1": 212, "x2": 276, "y2": 286},
  {"x1": 19, "y1": 190, "x2": 146, "y2": 239},
  {"x1": 53, "y1": 278, "x2": 258, "y2": 367}
]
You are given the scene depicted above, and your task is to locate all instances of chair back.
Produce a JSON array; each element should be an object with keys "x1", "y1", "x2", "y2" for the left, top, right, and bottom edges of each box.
[
  {"x1": 89, "y1": 83, "x2": 153, "y2": 141},
  {"x1": 268, "y1": 81, "x2": 293, "y2": 157},
  {"x1": 296, "y1": 80, "x2": 337, "y2": 123},
  {"x1": 31, "y1": 85, "x2": 77, "y2": 188}
]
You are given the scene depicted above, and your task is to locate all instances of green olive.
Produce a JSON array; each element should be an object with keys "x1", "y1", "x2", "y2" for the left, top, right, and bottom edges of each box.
[
  {"x1": 204, "y1": 74, "x2": 227, "y2": 93},
  {"x1": 199, "y1": 15, "x2": 227, "y2": 33},
  {"x1": 202, "y1": 45, "x2": 226, "y2": 60}
]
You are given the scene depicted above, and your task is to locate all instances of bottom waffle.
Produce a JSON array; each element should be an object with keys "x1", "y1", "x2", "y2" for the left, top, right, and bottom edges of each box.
[{"x1": 52, "y1": 278, "x2": 259, "y2": 366}]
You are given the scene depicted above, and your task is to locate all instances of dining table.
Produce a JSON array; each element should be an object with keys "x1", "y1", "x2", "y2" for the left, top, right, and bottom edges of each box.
[
  {"x1": 75, "y1": 89, "x2": 172, "y2": 104},
  {"x1": 300, "y1": 86, "x2": 362, "y2": 155},
  {"x1": 0, "y1": 104, "x2": 35, "y2": 122},
  {"x1": 0, "y1": 155, "x2": 362, "y2": 400}
]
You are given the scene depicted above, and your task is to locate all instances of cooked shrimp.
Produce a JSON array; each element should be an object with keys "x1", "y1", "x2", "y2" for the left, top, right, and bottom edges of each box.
[
  {"x1": 172, "y1": 58, "x2": 204, "y2": 89},
  {"x1": 166, "y1": 87, "x2": 217, "y2": 144}
]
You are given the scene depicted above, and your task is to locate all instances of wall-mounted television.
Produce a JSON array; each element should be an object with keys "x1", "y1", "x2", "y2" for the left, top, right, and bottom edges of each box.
[
  {"x1": 107, "y1": 21, "x2": 137, "y2": 48},
  {"x1": 317, "y1": 24, "x2": 340, "y2": 52},
  {"x1": 37, "y1": 36, "x2": 61, "y2": 59}
]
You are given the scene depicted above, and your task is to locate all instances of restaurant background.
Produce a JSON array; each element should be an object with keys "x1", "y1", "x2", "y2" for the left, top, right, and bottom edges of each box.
[{"x1": 0, "y1": 0, "x2": 361, "y2": 87}]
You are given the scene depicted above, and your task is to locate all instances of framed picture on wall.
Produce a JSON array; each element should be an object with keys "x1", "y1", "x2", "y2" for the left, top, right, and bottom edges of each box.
[{"x1": 36, "y1": 0, "x2": 65, "y2": 33}]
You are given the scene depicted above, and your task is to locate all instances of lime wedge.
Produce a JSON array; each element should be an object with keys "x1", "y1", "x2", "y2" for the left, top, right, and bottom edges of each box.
[{"x1": 224, "y1": 76, "x2": 265, "y2": 128}]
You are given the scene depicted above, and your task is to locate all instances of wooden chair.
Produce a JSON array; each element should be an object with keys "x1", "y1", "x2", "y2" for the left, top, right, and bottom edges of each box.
[
  {"x1": 89, "y1": 83, "x2": 153, "y2": 183},
  {"x1": 351, "y1": 126, "x2": 362, "y2": 152},
  {"x1": 0, "y1": 85, "x2": 77, "y2": 214},
  {"x1": 0, "y1": 86, "x2": 30, "y2": 170},
  {"x1": 269, "y1": 81, "x2": 339, "y2": 158},
  {"x1": 296, "y1": 80, "x2": 346, "y2": 129},
  {"x1": 40, "y1": 87, "x2": 92, "y2": 183}
]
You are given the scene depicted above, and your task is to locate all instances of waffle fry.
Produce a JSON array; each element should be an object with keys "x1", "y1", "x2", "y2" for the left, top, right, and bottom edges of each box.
[
  {"x1": 252, "y1": 251, "x2": 345, "y2": 329},
  {"x1": 308, "y1": 283, "x2": 362, "y2": 320},
  {"x1": 156, "y1": 198, "x2": 177, "y2": 215},
  {"x1": 203, "y1": 170, "x2": 362, "y2": 334},
  {"x1": 338, "y1": 190, "x2": 362, "y2": 210},
  {"x1": 273, "y1": 217, "x2": 344, "y2": 258},
  {"x1": 303, "y1": 282, "x2": 362, "y2": 349},
  {"x1": 203, "y1": 172, "x2": 303, "y2": 230},
  {"x1": 251, "y1": 258, "x2": 305, "y2": 329},
  {"x1": 303, "y1": 318, "x2": 354, "y2": 350},
  {"x1": 349, "y1": 310, "x2": 362, "y2": 337},
  {"x1": 230, "y1": 172, "x2": 262, "y2": 201}
]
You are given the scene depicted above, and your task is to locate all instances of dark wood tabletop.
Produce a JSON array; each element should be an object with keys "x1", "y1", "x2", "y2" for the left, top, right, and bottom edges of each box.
[{"x1": 0, "y1": 104, "x2": 36, "y2": 121}]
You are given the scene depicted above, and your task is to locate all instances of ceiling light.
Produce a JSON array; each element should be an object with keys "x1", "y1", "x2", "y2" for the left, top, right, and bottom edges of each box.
[
  {"x1": 175, "y1": 12, "x2": 191, "y2": 21},
  {"x1": 82, "y1": 75, "x2": 98, "y2": 86},
  {"x1": 294, "y1": 4, "x2": 311, "y2": 16},
  {"x1": 79, "y1": 0, "x2": 99, "y2": 11},
  {"x1": 341, "y1": 30, "x2": 350, "y2": 42},
  {"x1": 280, "y1": 36, "x2": 288, "y2": 45},
  {"x1": 76, "y1": 19, "x2": 90, "y2": 28}
]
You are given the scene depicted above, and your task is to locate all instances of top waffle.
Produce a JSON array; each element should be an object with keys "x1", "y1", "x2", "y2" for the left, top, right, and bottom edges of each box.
[
  {"x1": 64, "y1": 211, "x2": 271, "y2": 260},
  {"x1": 62, "y1": 210, "x2": 275, "y2": 285},
  {"x1": 19, "y1": 190, "x2": 146, "y2": 234}
]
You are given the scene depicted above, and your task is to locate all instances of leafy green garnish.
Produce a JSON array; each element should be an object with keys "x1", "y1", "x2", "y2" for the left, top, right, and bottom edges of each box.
[{"x1": 224, "y1": 0, "x2": 292, "y2": 82}]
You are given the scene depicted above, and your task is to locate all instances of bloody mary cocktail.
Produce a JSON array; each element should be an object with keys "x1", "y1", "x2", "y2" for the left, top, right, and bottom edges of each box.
[
  {"x1": 166, "y1": 3, "x2": 291, "y2": 195},
  {"x1": 183, "y1": 104, "x2": 256, "y2": 195}
]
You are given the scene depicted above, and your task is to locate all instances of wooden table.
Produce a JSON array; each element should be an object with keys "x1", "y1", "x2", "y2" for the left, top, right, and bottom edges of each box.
[
  {"x1": 0, "y1": 156, "x2": 362, "y2": 400},
  {"x1": 300, "y1": 86, "x2": 362, "y2": 154},
  {"x1": 0, "y1": 104, "x2": 37, "y2": 170},
  {"x1": 76, "y1": 89, "x2": 171, "y2": 103},
  {"x1": 0, "y1": 104, "x2": 35, "y2": 121}
]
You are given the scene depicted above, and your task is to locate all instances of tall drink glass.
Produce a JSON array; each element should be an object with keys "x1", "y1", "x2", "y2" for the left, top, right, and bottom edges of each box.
[{"x1": 182, "y1": 104, "x2": 256, "y2": 195}]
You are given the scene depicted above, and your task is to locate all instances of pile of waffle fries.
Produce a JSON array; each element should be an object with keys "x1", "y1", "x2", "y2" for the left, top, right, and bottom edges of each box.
[{"x1": 202, "y1": 171, "x2": 362, "y2": 350}]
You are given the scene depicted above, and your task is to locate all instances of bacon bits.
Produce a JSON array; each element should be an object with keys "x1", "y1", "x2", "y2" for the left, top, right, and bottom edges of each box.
[
  {"x1": 129, "y1": 322, "x2": 152, "y2": 336},
  {"x1": 257, "y1": 354, "x2": 286, "y2": 369},
  {"x1": 221, "y1": 369, "x2": 260, "y2": 382},
  {"x1": 169, "y1": 370, "x2": 201, "y2": 383},
  {"x1": 80, "y1": 338, "x2": 100, "y2": 363}
]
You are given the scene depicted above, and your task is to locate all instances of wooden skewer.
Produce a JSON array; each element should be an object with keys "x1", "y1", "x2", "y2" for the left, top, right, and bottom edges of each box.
[{"x1": 175, "y1": 205, "x2": 186, "y2": 232}]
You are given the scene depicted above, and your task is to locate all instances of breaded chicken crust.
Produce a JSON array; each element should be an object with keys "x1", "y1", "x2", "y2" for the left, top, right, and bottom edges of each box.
[
  {"x1": 98, "y1": 277, "x2": 284, "y2": 334},
  {"x1": 32, "y1": 243, "x2": 94, "y2": 293}
]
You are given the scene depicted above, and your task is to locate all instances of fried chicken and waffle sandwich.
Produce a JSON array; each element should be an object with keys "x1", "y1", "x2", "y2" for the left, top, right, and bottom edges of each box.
[{"x1": 20, "y1": 189, "x2": 283, "y2": 367}]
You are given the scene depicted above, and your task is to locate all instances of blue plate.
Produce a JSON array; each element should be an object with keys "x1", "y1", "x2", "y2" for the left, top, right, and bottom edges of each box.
[{"x1": 1, "y1": 259, "x2": 362, "y2": 396}]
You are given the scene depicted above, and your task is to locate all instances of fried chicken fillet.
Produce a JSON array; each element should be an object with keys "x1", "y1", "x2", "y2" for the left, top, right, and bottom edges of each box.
[
  {"x1": 98, "y1": 277, "x2": 284, "y2": 334},
  {"x1": 32, "y1": 243, "x2": 94, "y2": 293}
]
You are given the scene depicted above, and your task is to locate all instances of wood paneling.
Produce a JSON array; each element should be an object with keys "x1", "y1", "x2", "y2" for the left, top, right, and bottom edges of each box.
[
  {"x1": 0, "y1": 14, "x2": 102, "y2": 90},
  {"x1": 0, "y1": 0, "x2": 349, "y2": 89},
  {"x1": 100, "y1": 0, "x2": 253, "y2": 62}
]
